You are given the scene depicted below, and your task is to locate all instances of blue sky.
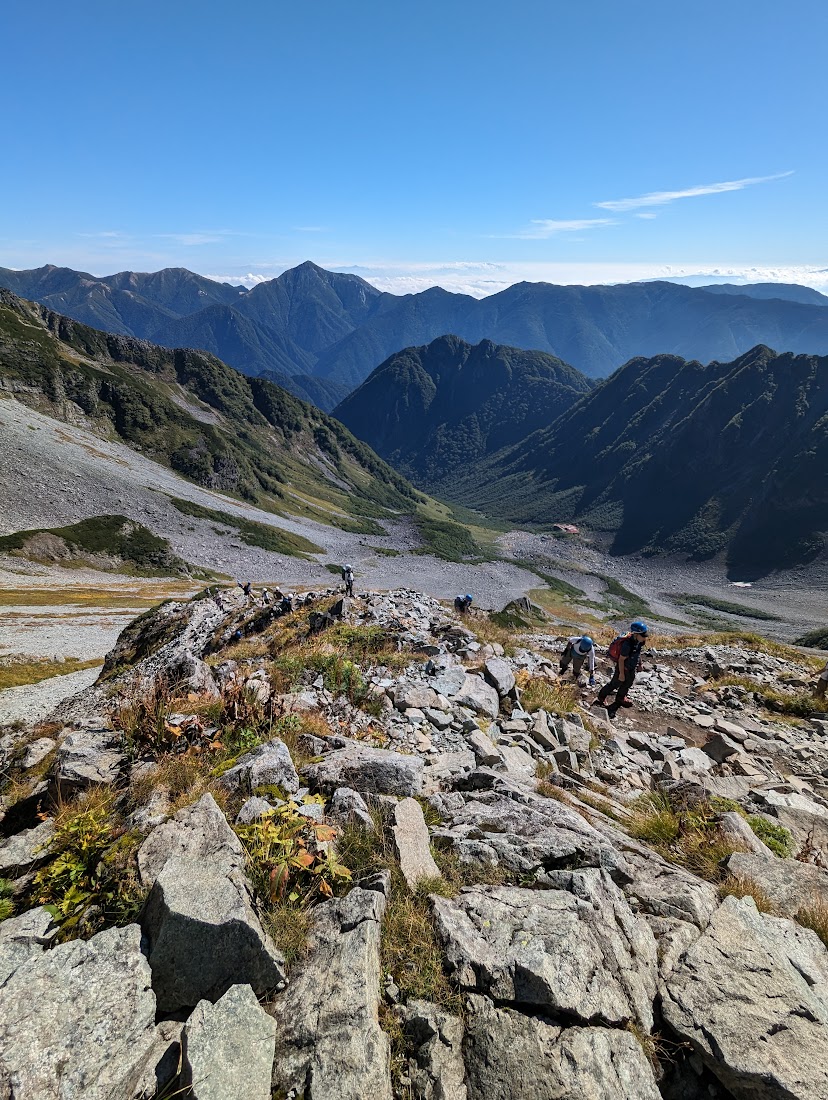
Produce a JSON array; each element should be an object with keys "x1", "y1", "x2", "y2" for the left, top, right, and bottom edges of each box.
[{"x1": 3, "y1": 0, "x2": 826, "y2": 296}]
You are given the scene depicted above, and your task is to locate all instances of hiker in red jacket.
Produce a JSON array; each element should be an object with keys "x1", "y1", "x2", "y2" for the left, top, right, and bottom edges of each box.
[{"x1": 596, "y1": 621, "x2": 648, "y2": 718}]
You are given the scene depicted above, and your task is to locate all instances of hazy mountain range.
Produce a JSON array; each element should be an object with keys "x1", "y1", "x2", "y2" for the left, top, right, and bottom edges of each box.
[{"x1": 3, "y1": 262, "x2": 828, "y2": 409}]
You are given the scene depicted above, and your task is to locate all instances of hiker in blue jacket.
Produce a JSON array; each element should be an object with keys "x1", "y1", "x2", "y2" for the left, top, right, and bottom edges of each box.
[
  {"x1": 559, "y1": 635, "x2": 596, "y2": 687},
  {"x1": 597, "y1": 621, "x2": 648, "y2": 718}
]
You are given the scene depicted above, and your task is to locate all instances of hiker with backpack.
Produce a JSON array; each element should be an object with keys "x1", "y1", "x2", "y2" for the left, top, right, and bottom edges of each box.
[
  {"x1": 342, "y1": 564, "x2": 355, "y2": 598},
  {"x1": 814, "y1": 659, "x2": 828, "y2": 700},
  {"x1": 559, "y1": 635, "x2": 596, "y2": 687},
  {"x1": 454, "y1": 594, "x2": 473, "y2": 615},
  {"x1": 596, "y1": 621, "x2": 648, "y2": 718}
]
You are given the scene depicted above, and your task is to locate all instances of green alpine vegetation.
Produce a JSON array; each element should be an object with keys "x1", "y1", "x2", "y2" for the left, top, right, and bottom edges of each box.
[
  {"x1": 0, "y1": 515, "x2": 193, "y2": 576},
  {"x1": 0, "y1": 288, "x2": 419, "y2": 536},
  {"x1": 169, "y1": 498, "x2": 323, "y2": 558}
]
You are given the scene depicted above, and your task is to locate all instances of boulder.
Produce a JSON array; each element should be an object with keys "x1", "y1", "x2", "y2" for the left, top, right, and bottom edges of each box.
[
  {"x1": 141, "y1": 855, "x2": 286, "y2": 1012},
  {"x1": 755, "y1": 789, "x2": 828, "y2": 848},
  {"x1": 235, "y1": 796, "x2": 276, "y2": 824},
  {"x1": 303, "y1": 741, "x2": 424, "y2": 797},
  {"x1": 138, "y1": 793, "x2": 245, "y2": 887},
  {"x1": 0, "y1": 924, "x2": 162, "y2": 1100},
  {"x1": 465, "y1": 729, "x2": 502, "y2": 767},
  {"x1": 702, "y1": 731, "x2": 741, "y2": 763},
  {"x1": 430, "y1": 789, "x2": 632, "y2": 885},
  {"x1": 394, "y1": 683, "x2": 441, "y2": 712},
  {"x1": 483, "y1": 658, "x2": 516, "y2": 698},
  {"x1": 392, "y1": 797, "x2": 441, "y2": 890},
  {"x1": 662, "y1": 895, "x2": 828, "y2": 1100},
  {"x1": 328, "y1": 786, "x2": 375, "y2": 831},
  {"x1": 404, "y1": 999, "x2": 467, "y2": 1100},
  {"x1": 432, "y1": 872, "x2": 658, "y2": 1029},
  {"x1": 713, "y1": 718, "x2": 747, "y2": 740},
  {"x1": 167, "y1": 650, "x2": 220, "y2": 698},
  {"x1": 528, "y1": 711, "x2": 558, "y2": 752},
  {"x1": 0, "y1": 818, "x2": 54, "y2": 876},
  {"x1": 218, "y1": 738, "x2": 300, "y2": 797},
  {"x1": 462, "y1": 995, "x2": 661, "y2": 1100},
  {"x1": 718, "y1": 813, "x2": 774, "y2": 857},
  {"x1": 20, "y1": 737, "x2": 56, "y2": 771},
  {"x1": 182, "y1": 984, "x2": 276, "y2": 1100},
  {"x1": 453, "y1": 675, "x2": 500, "y2": 720},
  {"x1": 726, "y1": 851, "x2": 828, "y2": 916},
  {"x1": 269, "y1": 876, "x2": 392, "y2": 1100},
  {"x1": 50, "y1": 727, "x2": 125, "y2": 797}
]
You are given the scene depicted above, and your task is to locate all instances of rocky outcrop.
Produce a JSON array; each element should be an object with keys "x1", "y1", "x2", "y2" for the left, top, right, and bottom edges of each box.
[
  {"x1": 726, "y1": 851, "x2": 828, "y2": 915},
  {"x1": 269, "y1": 874, "x2": 392, "y2": 1100},
  {"x1": 662, "y1": 895, "x2": 828, "y2": 1100},
  {"x1": 462, "y1": 995, "x2": 661, "y2": 1100},
  {"x1": 182, "y1": 984, "x2": 277, "y2": 1100},
  {"x1": 0, "y1": 818, "x2": 54, "y2": 876},
  {"x1": 218, "y1": 738, "x2": 300, "y2": 797},
  {"x1": 138, "y1": 794, "x2": 285, "y2": 1011},
  {"x1": 404, "y1": 1000, "x2": 467, "y2": 1100},
  {"x1": 303, "y1": 740, "x2": 424, "y2": 797},
  {"x1": 433, "y1": 872, "x2": 658, "y2": 1030},
  {"x1": 0, "y1": 924, "x2": 167, "y2": 1100},
  {"x1": 50, "y1": 726, "x2": 125, "y2": 798}
]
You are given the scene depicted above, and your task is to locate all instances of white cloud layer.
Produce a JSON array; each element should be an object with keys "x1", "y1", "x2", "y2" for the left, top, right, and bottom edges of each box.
[{"x1": 596, "y1": 171, "x2": 794, "y2": 212}]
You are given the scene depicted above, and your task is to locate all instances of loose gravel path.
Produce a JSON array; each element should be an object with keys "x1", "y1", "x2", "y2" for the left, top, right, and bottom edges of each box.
[{"x1": 0, "y1": 665, "x2": 101, "y2": 726}]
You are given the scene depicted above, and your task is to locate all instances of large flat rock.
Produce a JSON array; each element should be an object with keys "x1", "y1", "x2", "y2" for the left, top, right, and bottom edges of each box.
[
  {"x1": 662, "y1": 895, "x2": 828, "y2": 1100},
  {"x1": 269, "y1": 876, "x2": 392, "y2": 1100},
  {"x1": 462, "y1": 995, "x2": 661, "y2": 1100},
  {"x1": 0, "y1": 924, "x2": 161, "y2": 1100},
  {"x1": 432, "y1": 872, "x2": 658, "y2": 1029},
  {"x1": 303, "y1": 740, "x2": 424, "y2": 797}
]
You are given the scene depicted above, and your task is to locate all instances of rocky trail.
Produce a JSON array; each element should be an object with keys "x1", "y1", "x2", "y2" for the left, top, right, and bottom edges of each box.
[{"x1": 1, "y1": 586, "x2": 828, "y2": 1098}]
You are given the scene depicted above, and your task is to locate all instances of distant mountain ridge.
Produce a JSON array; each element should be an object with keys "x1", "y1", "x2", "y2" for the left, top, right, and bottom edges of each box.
[
  {"x1": 3, "y1": 263, "x2": 828, "y2": 406},
  {"x1": 440, "y1": 345, "x2": 828, "y2": 576},
  {"x1": 334, "y1": 335, "x2": 593, "y2": 488}
]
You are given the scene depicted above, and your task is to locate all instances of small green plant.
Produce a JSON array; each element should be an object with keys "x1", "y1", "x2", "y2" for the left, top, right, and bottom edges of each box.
[
  {"x1": 628, "y1": 790, "x2": 742, "y2": 881},
  {"x1": 517, "y1": 674, "x2": 580, "y2": 716},
  {"x1": 746, "y1": 815, "x2": 795, "y2": 857},
  {"x1": 235, "y1": 801, "x2": 351, "y2": 905},
  {"x1": 32, "y1": 792, "x2": 143, "y2": 936},
  {"x1": 0, "y1": 878, "x2": 14, "y2": 922}
]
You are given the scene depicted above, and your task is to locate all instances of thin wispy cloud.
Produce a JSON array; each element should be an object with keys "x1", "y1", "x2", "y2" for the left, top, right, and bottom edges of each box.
[
  {"x1": 596, "y1": 171, "x2": 793, "y2": 212},
  {"x1": 293, "y1": 226, "x2": 328, "y2": 233},
  {"x1": 155, "y1": 232, "x2": 228, "y2": 246},
  {"x1": 505, "y1": 218, "x2": 615, "y2": 240},
  {"x1": 634, "y1": 212, "x2": 657, "y2": 220}
]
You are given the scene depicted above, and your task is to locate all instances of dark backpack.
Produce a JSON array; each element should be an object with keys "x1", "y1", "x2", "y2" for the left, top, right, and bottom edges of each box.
[{"x1": 608, "y1": 633, "x2": 631, "y2": 662}]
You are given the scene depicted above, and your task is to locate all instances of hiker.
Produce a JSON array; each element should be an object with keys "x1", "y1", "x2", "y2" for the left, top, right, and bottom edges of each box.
[
  {"x1": 238, "y1": 580, "x2": 253, "y2": 602},
  {"x1": 342, "y1": 564, "x2": 355, "y2": 598},
  {"x1": 815, "y1": 660, "x2": 828, "y2": 700},
  {"x1": 559, "y1": 634, "x2": 596, "y2": 687},
  {"x1": 280, "y1": 593, "x2": 293, "y2": 615},
  {"x1": 261, "y1": 588, "x2": 271, "y2": 606},
  {"x1": 454, "y1": 594, "x2": 473, "y2": 615},
  {"x1": 596, "y1": 621, "x2": 648, "y2": 718}
]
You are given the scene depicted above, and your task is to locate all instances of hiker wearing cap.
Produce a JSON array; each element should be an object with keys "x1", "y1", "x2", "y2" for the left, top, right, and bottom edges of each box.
[
  {"x1": 559, "y1": 635, "x2": 596, "y2": 687},
  {"x1": 597, "y1": 621, "x2": 648, "y2": 718}
]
